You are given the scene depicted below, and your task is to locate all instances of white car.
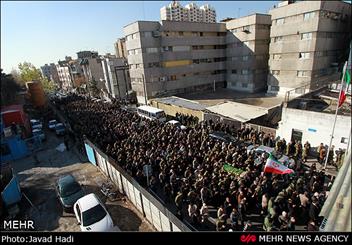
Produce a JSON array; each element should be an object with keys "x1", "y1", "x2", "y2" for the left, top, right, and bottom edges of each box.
[
  {"x1": 167, "y1": 120, "x2": 187, "y2": 130},
  {"x1": 73, "y1": 193, "x2": 114, "y2": 232},
  {"x1": 48, "y1": 120, "x2": 57, "y2": 130},
  {"x1": 30, "y1": 119, "x2": 43, "y2": 130}
]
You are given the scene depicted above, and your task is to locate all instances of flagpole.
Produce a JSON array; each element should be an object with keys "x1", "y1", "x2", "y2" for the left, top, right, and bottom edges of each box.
[{"x1": 324, "y1": 61, "x2": 348, "y2": 169}]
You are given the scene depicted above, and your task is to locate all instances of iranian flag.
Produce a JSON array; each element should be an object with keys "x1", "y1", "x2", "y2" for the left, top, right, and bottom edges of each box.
[
  {"x1": 338, "y1": 64, "x2": 351, "y2": 107},
  {"x1": 264, "y1": 154, "x2": 294, "y2": 175}
]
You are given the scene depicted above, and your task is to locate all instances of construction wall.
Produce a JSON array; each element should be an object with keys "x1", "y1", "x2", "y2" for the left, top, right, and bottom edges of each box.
[{"x1": 150, "y1": 100, "x2": 204, "y2": 121}]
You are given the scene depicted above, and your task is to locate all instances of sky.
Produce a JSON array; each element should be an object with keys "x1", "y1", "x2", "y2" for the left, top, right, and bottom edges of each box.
[{"x1": 1, "y1": 1, "x2": 278, "y2": 73}]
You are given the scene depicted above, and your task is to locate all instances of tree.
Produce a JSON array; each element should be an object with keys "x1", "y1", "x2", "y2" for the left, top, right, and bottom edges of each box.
[
  {"x1": 18, "y1": 62, "x2": 56, "y2": 93},
  {"x1": 1, "y1": 69, "x2": 21, "y2": 106},
  {"x1": 41, "y1": 77, "x2": 57, "y2": 93},
  {"x1": 18, "y1": 62, "x2": 42, "y2": 82},
  {"x1": 88, "y1": 79, "x2": 99, "y2": 97},
  {"x1": 11, "y1": 69, "x2": 25, "y2": 87}
]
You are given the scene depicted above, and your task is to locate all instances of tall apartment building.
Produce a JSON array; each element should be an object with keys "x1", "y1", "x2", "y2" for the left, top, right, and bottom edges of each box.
[
  {"x1": 68, "y1": 59, "x2": 86, "y2": 88},
  {"x1": 101, "y1": 54, "x2": 131, "y2": 99},
  {"x1": 267, "y1": 0, "x2": 351, "y2": 96},
  {"x1": 160, "y1": 1, "x2": 216, "y2": 23},
  {"x1": 56, "y1": 57, "x2": 73, "y2": 91},
  {"x1": 123, "y1": 20, "x2": 227, "y2": 104},
  {"x1": 40, "y1": 63, "x2": 59, "y2": 83},
  {"x1": 114, "y1": 38, "x2": 127, "y2": 58},
  {"x1": 77, "y1": 51, "x2": 105, "y2": 83},
  {"x1": 226, "y1": 14, "x2": 271, "y2": 93}
]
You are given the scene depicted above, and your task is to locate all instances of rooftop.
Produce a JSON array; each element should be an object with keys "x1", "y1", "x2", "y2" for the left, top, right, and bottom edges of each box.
[
  {"x1": 178, "y1": 88, "x2": 284, "y2": 108},
  {"x1": 286, "y1": 87, "x2": 351, "y2": 116},
  {"x1": 206, "y1": 101, "x2": 269, "y2": 123},
  {"x1": 151, "y1": 96, "x2": 207, "y2": 111}
]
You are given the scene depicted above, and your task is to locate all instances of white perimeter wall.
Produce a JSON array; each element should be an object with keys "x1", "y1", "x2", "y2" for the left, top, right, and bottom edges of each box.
[{"x1": 277, "y1": 107, "x2": 351, "y2": 150}]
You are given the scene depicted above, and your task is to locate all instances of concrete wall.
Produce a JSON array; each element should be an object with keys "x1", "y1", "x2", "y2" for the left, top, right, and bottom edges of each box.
[
  {"x1": 150, "y1": 100, "x2": 204, "y2": 121},
  {"x1": 277, "y1": 107, "x2": 351, "y2": 150}
]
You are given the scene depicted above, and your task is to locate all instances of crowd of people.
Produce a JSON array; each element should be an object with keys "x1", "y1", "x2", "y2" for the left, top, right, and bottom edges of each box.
[{"x1": 54, "y1": 94, "x2": 336, "y2": 231}]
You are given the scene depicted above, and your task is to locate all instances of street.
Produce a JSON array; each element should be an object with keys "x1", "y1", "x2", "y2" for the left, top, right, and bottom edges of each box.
[{"x1": 6, "y1": 126, "x2": 155, "y2": 232}]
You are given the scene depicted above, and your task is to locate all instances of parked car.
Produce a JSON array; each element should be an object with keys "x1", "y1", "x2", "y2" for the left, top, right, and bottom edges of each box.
[
  {"x1": 32, "y1": 129, "x2": 46, "y2": 141},
  {"x1": 48, "y1": 120, "x2": 58, "y2": 130},
  {"x1": 73, "y1": 193, "x2": 114, "y2": 231},
  {"x1": 209, "y1": 131, "x2": 237, "y2": 143},
  {"x1": 30, "y1": 119, "x2": 43, "y2": 130},
  {"x1": 55, "y1": 123, "x2": 66, "y2": 136},
  {"x1": 55, "y1": 175, "x2": 85, "y2": 212}
]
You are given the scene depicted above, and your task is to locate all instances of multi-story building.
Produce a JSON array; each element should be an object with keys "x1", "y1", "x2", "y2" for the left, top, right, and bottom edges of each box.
[
  {"x1": 101, "y1": 54, "x2": 131, "y2": 99},
  {"x1": 56, "y1": 57, "x2": 73, "y2": 91},
  {"x1": 77, "y1": 51, "x2": 105, "y2": 83},
  {"x1": 40, "y1": 63, "x2": 59, "y2": 83},
  {"x1": 68, "y1": 59, "x2": 86, "y2": 88},
  {"x1": 160, "y1": 1, "x2": 216, "y2": 23},
  {"x1": 200, "y1": 4, "x2": 216, "y2": 23},
  {"x1": 114, "y1": 38, "x2": 127, "y2": 58},
  {"x1": 124, "y1": 20, "x2": 227, "y2": 104},
  {"x1": 267, "y1": 0, "x2": 351, "y2": 96},
  {"x1": 226, "y1": 13, "x2": 271, "y2": 93}
]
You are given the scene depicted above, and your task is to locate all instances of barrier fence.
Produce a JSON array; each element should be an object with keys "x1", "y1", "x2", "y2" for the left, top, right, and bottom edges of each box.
[{"x1": 84, "y1": 139, "x2": 191, "y2": 232}]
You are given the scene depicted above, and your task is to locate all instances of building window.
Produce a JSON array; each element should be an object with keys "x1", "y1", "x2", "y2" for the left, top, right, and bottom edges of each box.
[
  {"x1": 162, "y1": 46, "x2": 173, "y2": 52},
  {"x1": 146, "y1": 47, "x2": 159, "y2": 53},
  {"x1": 148, "y1": 62, "x2": 160, "y2": 68},
  {"x1": 303, "y1": 11, "x2": 315, "y2": 20},
  {"x1": 271, "y1": 70, "x2": 280, "y2": 75},
  {"x1": 299, "y1": 52, "x2": 311, "y2": 59},
  {"x1": 241, "y1": 69, "x2": 249, "y2": 75},
  {"x1": 275, "y1": 18, "x2": 285, "y2": 25},
  {"x1": 242, "y1": 56, "x2": 249, "y2": 61},
  {"x1": 143, "y1": 31, "x2": 152, "y2": 38},
  {"x1": 341, "y1": 137, "x2": 348, "y2": 144},
  {"x1": 301, "y1": 32, "x2": 312, "y2": 40},
  {"x1": 274, "y1": 36, "x2": 283, "y2": 42},
  {"x1": 179, "y1": 31, "x2": 184, "y2": 36},
  {"x1": 232, "y1": 69, "x2": 237, "y2": 74},
  {"x1": 297, "y1": 70, "x2": 309, "y2": 77},
  {"x1": 242, "y1": 26, "x2": 251, "y2": 32},
  {"x1": 132, "y1": 33, "x2": 138, "y2": 39},
  {"x1": 270, "y1": 86, "x2": 280, "y2": 91},
  {"x1": 242, "y1": 83, "x2": 248, "y2": 88},
  {"x1": 170, "y1": 75, "x2": 177, "y2": 81},
  {"x1": 273, "y1": 54, "x2": 281, "y2": 60}
]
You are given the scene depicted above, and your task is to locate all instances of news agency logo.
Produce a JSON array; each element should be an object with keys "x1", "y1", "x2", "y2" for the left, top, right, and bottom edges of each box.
[{"x1": 240, "y1": 234, "x2": 257, "y2": 243}]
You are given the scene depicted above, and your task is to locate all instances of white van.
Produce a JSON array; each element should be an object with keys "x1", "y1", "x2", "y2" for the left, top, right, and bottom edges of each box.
[{"x1": 137, "y1": 105, "x2": 166, "y2": 122}]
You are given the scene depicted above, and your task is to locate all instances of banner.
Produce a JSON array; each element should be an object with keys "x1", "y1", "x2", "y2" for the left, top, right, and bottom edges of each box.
[{"x1": 223, "y1": 164, "x2": 245, "y2": 175}]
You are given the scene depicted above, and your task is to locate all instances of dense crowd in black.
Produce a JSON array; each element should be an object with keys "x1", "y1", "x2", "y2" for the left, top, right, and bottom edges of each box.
[{"x1": 54, "y1": 95, "x2": 333, "y2": 231}]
